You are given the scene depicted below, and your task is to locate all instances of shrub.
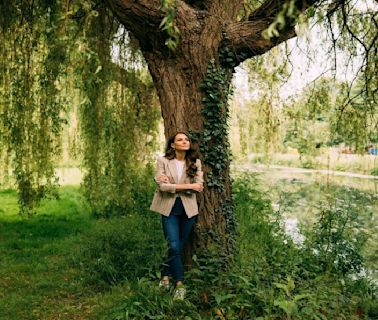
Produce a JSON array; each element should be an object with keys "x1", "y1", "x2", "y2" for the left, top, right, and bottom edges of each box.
[{"x1": 301, "y1": 186, "x2": 370, "y2": 276}]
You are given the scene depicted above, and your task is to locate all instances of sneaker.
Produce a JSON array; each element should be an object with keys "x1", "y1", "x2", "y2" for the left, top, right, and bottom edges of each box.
[
  {"x1": 158, "y1": 280, "x2": 170, "y2": 290},
  {"x1": 173, "y1": 286, "x2": 186, "y2": 300}
]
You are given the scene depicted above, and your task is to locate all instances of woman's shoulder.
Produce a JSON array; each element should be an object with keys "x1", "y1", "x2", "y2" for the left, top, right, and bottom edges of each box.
[{"x1": 157, "y1": 155, "x2": 169, "y2": 163}]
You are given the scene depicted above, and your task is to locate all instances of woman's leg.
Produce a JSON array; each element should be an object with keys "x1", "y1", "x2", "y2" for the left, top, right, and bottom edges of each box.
[
  {"x1": 162, "y1": 214, "x2": 197, "y2": 283},
  {"x1": 161, "y1": 214, "x2": 181, "y2": 281},
  {"x1": 179, "y1": 214, "x2": 197, "y2": 244},
  {"x1": 175, "y1": 214, "x2": 197, "y2": 284}
]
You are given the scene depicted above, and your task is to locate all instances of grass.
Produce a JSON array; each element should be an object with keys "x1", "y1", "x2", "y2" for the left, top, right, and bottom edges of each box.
[
  {"x1": 0, "y1": 186, "x2": 96, "y2": 320},
  {"x1": 0, "y1": 185, "x2": 165, "y2": 320},
  {"x1": 0, "y1": 177, "x2": 377, "y2": 319}
]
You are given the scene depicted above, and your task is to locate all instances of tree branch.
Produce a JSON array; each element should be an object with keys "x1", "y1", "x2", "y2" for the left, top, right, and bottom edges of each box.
[
  {"x1": 222, "y1": 0, "x2": 322, "y2": 64},
  {"x1": 223, "y1": 20, "x2": 296, "y2": 62},
  {"x1": 181, "y1": 0, "x2": 207, "y2": 10},
  {"x1": 105, "y1": 0, "x2": 200, "y2": 55},
  {"x1": 104, "y1": 0, "x2": 165, "y2": 33},
  {"x1": 182, "y1": 0, "x2": 243, "y2": 11},
  {"x1": 207, "y1": 0, "x2": 245, "y2": 19},
  {"x1": 249, "y1": 0, "x2": 283, "y2": 20},
  {"x1": 250, "y1": 0, "x2": 319, "y2": 21}
]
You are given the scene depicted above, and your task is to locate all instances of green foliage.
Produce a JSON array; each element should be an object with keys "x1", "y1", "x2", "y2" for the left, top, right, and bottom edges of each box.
[
  {"x1": 237, "y1": 1, "x2": 262, "y2": 21},
  {"x1": 330, "y1": 82, "x2": 378, "y2": 151},
  {"x1": 1, "y1": 177, "x2": 377, "y2": 319},
  {"x1": 106, "y1": 277, "x2": 205, "y2": 320},
  {"x1": 262, "y1": 0, "x2": 303, "y2": 39},
  {"x1": 91, "y1": 165, "x2": 156, "y2": 218},
  {"x1": 160, "y1": 0, "x2": 180, "y2": 51},
  {"x1": 233, "y1": 50, "x2": 288, "y2": 156},
  {"x1": 371, "y1": 167, "x2": 378, "y2": 176},
  {"x1": 196, "y1": 57, "x2": 237, "y2": 249},
  {"x1": 232, "y1": 2, "x2": 377, "y2": 160},
  {"x1": 233, "y1": 172, "x2": 302, "y2": 286},
  {"x1": 0, "y1": 1, "x2": 160, "y2": 216},
  {"x1": 219, "y1": 46, "x2": 249, "y2": 70},
  {"x1": 72, "y1": 5, "x2": 160, "y2": 218},
  {"x1": 0, "y1": 0, "x2": 70, "y2": 216},
  {"x1": 316, "y1": 1, "x2": 378, "y2": 146},
  {"x1": 283, "y1": 78, "x2": 335, "y2": 159},
  {"x1": 267, "y1": 172, "x2": 378, "y2": 281},
  {"x1": 104, "y1": 172, "x2": 377, "y2": 319},
  {"x1": 281, "y1": 77, "x2": 378, "y2": 156},
  {"x1": 302, "y1": 187, "x2": 370, "y2": 275}
]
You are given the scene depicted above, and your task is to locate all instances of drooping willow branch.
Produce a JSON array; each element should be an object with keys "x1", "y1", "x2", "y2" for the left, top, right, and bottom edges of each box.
[{"x1": 0, "y1": 0, "x2": 161, "y2": 216}]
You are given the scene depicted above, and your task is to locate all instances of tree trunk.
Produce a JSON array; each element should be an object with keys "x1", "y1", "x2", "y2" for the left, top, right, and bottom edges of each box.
[{"x1": 141, "y1": 24, "x2": 235, "y2": 261}]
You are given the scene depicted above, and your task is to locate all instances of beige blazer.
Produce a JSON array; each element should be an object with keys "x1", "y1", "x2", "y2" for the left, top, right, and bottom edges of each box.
[{"x1": 149, "y1": 156, "x2": 203, "y2": 218}]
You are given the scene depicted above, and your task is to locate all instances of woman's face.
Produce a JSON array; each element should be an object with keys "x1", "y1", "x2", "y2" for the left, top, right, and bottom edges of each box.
[{"x1": 171, "y1": 133, "x2": 190, "y2": 151}]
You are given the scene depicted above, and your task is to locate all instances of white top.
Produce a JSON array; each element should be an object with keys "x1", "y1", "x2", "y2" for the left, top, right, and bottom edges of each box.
[{"x1": 174, "y1": 159, "x2": 185, "y2": 180}]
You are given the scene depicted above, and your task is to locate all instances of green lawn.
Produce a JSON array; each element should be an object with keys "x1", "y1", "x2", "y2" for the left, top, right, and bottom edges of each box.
[
  {"x1": 0, "y1": 187, "x2": 98, "y2": 320},
  {"x1": 0, "y1": 186, "x2": 164, "y2": 320}
]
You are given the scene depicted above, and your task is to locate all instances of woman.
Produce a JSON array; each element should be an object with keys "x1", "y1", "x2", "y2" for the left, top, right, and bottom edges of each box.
[{"x1": 150, "y1": 132, "x2": 204, "y2": 300}]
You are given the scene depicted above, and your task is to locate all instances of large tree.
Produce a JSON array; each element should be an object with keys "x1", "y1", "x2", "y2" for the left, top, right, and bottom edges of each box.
[
  {"x1": 102, "y1": 0, "x2": 376, "y2": 251},
  {"x1": 103, "y1": 0, "x2": 320, "y2": 254}
]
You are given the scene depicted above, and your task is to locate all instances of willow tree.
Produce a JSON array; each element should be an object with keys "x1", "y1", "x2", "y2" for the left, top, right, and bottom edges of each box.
[
  {"x1": 102, "y1": 0, "x2": 318, "y2": 253},
  {"x1": 103, "y1": 0, "x2": 377, "y2": 255},
  {"x1": 0, "y1": 1, "x2": 160, "y2": 216}
]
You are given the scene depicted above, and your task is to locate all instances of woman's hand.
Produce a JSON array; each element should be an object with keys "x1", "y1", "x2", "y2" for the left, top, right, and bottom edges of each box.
[
  {"x1": 156, "y1": 175, "x2": 170, "y2": 183},
  {"x1": 191, "y1": 183, "x2": 204, "y2": 192}
]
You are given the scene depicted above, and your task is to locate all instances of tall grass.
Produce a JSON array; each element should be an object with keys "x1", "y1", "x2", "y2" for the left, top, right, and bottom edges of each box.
[{"x1": 77, "y1": 214, "x2": 165, "y2": 289}]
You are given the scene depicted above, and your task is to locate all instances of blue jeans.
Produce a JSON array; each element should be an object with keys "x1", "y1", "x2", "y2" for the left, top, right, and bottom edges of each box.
[{"x1": 162, "y1": 198, "x2": 196, "y2": 282}]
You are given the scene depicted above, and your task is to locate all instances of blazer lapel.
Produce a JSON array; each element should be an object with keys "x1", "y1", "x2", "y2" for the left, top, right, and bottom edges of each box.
[{"x1": 167, "y1": 159, "x2": 179, "y2": 184}]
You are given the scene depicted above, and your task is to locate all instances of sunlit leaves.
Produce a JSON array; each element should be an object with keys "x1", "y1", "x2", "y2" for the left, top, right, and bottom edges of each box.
[
  {"x1": 0, "y1": 0, "x2": 69, "y2": 216},
  {"x1": 331, "y1": 81, "x2": 378, "y2": 152},
  {"x1": 235, "y1": 49, "x2": 289, "y2": 155},
  {"x1": 75, "y1": 6, "x2": 160, "y2": 217},
  {"x1": 0, "y1": 1, "x2": 160, "y2": 216}
]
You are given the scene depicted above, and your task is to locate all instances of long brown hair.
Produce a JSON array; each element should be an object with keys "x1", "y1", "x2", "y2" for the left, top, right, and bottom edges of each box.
[{"x1": 164, "y1": 132, "x2": 199, "y2": 179}]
